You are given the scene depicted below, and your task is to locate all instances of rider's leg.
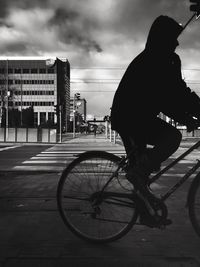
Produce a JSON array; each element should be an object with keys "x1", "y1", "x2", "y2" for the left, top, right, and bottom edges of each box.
[
  {"x1": 119, "y1": 132, "x2": 152, "y2": 188},
  {"x1": 146, "y1": 117, "x2": 182, "y2": 166},
  {"x1": 119, "y1": 118, "x2": 182, "y2": 187},
  {"x1": 120, "y1": 130, "x2": 173, "y2": 227}
]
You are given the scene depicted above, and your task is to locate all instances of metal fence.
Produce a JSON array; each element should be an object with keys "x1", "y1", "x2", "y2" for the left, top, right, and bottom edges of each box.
[
  {"x1": 0, "y1": 128, "x2": 57, "y2": 143},
  {"x1": 105, "y1": 123, "x2": 200, "y2": 144}
]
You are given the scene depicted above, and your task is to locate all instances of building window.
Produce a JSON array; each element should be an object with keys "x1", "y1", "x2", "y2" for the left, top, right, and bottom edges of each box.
[
  {"x1": 31, "y1": 68, "x2": 38, "y2": 74},
  {"x1": 48, "y1": 112, "x2": 54, "y2": 123},
  {"x1": 34, "y1": 112, "x2": 38, "y2": 126},
  {"x1": 47, "y1": 68, "x2": 55, "y2": 74},
  {"x1": 39, "y1": 68, "x2": 46, "y2": 73},
  {"x1": 23, "y1": 69, "x2": 29, "y2": 73},
  {"x1": 8, "y1": 68, "x2": 13, "y2": 74},
  {"x1": 40, "y1": 112, "x2": 46, "y2": 124},
  {"x1": 15, "y1": 69, "x2": 21, "y2": 74}
]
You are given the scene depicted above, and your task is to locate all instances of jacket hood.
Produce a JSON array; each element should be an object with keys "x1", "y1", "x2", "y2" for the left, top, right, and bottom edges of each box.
[{"x1": 145, "y1": 15, "x2": 183, "y2": 51}]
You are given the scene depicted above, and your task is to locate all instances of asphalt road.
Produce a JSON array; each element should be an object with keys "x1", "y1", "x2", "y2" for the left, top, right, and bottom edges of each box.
[
  {"x1": 0, "y1": 136, "x2": 200, "y2": 266},
  {"x1": 0, "y1": 144, "x2": 53, "y2": 171}
]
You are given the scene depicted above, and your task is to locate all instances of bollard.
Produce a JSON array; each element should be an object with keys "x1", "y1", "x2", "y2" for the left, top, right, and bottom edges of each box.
[{"x1": 113, "y1": 130, "x2": 116, "y2": 144}]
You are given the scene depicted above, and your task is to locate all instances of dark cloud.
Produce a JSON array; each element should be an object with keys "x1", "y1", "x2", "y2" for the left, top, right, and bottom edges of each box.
[
  {"x1": 49, "y1": 8, "x2": 77, "y2": 25},
  {"x1": 0, "y1": 0, "x2": 49, "y2": 18},
  {"x1": 0, "y1": 1, "x2": 198, "y2": 60},
  {"x1": 109, "y1": 0, "x2": 189, "y2": 41},
  {"x1": 0, "y1": 41, "x2": 42, "y2": 56},
  {"x1": 0, "y1": 0, "x2": 11, "y2": 18},
  {"x1": 48, "y1": 8, "x2": 103, "y2": 53}
]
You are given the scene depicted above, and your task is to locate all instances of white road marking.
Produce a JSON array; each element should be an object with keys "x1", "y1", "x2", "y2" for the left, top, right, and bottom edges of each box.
[{"x1": 0, "y1": 145, "x2": 20, "y2": 152}]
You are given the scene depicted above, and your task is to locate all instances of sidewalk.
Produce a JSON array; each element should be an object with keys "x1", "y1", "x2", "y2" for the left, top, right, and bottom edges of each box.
[{"x1": 0, "y1": 136, "x2": 200, "y2": 266}]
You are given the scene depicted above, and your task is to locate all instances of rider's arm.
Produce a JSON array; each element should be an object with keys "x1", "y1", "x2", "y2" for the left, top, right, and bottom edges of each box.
[{"x1": 161, "y1": 54, "x2": 200, "y2": 119}]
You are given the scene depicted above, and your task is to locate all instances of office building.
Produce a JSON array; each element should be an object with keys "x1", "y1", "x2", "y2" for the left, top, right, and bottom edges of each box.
[{"x1": 0, "y1": 58, "x2": 70, "y2": 130}]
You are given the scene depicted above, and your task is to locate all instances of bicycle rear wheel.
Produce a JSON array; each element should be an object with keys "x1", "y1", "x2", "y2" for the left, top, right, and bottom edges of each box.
[
  {"x1": 188, "y1": 173, "x2": 200, "y2": 237},
  {"x1": 57, "y1": 151, "x2": 138, "y2": 243}
]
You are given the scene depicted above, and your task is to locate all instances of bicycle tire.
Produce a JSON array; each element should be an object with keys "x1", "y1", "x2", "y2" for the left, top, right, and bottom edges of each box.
[
  {"x1": 57, "y1": 150, "x2": 138, "y2": 243},
  {"x1": 188, "y1": 172, "x2": 200, "y2": 238}
]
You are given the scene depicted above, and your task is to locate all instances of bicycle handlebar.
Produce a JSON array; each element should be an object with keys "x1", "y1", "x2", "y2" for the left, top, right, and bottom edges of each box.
[{"x1": 186, "y1": 118, "x2": 200, "y2": 133}]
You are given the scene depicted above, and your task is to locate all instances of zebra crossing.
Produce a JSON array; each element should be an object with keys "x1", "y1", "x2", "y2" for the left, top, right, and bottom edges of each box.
[
  {"x1": 11, "y1": 145, "x2": 126, "y2": 172},
  {"x1": 11, "y1": 138, "x2": 199, "y2": 174}
]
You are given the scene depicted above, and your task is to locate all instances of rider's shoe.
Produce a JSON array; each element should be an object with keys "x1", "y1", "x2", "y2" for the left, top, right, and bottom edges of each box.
[{"x1": 139, "y1": 212, "x2": 172, "y2": 227}]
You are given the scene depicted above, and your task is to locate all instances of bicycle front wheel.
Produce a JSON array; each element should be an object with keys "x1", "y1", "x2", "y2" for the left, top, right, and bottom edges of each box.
[
  {"x1": 57, "y1": 151, "x2": 138, "y2": 243},
  {"x1": 188, "y1": 172, "x2": 200, "y2": 237}
]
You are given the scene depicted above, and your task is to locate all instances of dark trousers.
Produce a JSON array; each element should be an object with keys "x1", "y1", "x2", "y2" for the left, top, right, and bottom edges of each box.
[{"x1": 119, "y1": 117, "x2": 182, "y2": 170}]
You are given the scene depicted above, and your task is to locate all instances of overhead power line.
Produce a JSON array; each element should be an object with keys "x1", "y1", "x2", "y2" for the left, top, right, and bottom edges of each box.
[
  {"x1": 71, "y1": 90, "x2": 115, "y2": 92},
  {"x1": 72, "y1": 67, "x2": 125, "y2": 70},
  {"x1": 71, "y1": 67, "x2": 200, "y2": 71},
  {"x1": 71, "y1": 81, "x2": 119, "y2": 84}
]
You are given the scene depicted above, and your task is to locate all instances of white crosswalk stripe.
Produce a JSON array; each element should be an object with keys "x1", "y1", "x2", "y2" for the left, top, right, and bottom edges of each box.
[{"x1": 12, "y1": 148, "x2": 126, "y2": 172}]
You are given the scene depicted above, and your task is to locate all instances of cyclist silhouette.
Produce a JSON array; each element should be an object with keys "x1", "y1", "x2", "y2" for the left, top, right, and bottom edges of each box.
[{"x1": 111, "y1": 15, "x2": 200, "y2": 224}]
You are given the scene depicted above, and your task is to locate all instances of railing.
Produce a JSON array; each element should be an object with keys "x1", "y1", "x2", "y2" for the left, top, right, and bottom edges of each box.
[
  {"x1": 105, "y1": 122, "x2": 200, "y2": 144},
  {"x1": 0, "y1": 128, "x2": 57, "y2": 143},
  {"x1": 105, "y1": 122, "x2": 118, "y2": 144}
]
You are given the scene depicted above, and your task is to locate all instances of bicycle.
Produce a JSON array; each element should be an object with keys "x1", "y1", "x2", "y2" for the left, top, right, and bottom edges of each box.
[{"x1": 57, "y1": 138, "x2": 200, "y2": 243}]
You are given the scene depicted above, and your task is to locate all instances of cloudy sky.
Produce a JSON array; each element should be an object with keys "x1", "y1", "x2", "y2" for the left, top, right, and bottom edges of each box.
[{"x1": 0, "y1": 0, "x2": 200, "y2": 117}]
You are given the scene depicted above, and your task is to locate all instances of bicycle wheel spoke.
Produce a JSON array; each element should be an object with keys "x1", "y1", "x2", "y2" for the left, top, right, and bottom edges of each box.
[
  {"x1": 57, "y1": 151, "x2": 138, "y2": 243},
  {"x1": 193, "y1": 191, "x2": 200, "y2": 223}
]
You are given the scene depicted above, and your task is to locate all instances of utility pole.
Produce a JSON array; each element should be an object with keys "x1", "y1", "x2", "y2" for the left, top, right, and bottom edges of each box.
[
  {"x1": 20, "y1": 72, "x2": 23, "y2": 127},
  {"x1": 73, "y1": 95, "x2": 76, "y2": 138},
  {"x1": 59, "y1": 105, "x2": 62, "y2": 143},
  {"x1": 6, "y1": 59, "x2": 8, "y2": 139},
  {"x1": 73, "y1": 93, "x2": 81, "y2": 138}
]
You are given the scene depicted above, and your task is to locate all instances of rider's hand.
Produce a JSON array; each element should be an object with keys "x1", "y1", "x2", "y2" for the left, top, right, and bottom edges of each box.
[{"x1": 186, "y1": 117, "x2": 200, "y2": 132}]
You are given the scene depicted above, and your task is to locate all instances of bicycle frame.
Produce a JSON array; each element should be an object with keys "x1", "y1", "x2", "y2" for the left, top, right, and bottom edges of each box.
[
  {"x1": 100, "y1": 139, "x2": 200, "y2": 203},
  {"x1": 150, "y1": 139, "x2": 200, "y2": 201}
]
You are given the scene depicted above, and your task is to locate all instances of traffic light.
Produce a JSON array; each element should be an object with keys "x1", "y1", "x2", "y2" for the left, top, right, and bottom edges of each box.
[
  {"x1": 75, "y1": 93, "x2": 80, "y2": 100},
  {"x1": 54, "y1": 105, "x2": 59, "y2": 114},
  {"x1": 190, "y1": 0, "x2": 200, "y2": 16}
]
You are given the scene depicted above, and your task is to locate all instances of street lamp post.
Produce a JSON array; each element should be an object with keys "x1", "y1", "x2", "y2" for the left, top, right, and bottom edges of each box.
[
  {"x1": 59, "y1": 105, "x2": 62, "y2": 143},
  {"x1": 73, "y1": 93, "x2": 81, "y2": 138},
  {"x1": 6, "y1": 59, "x2": 9, "y2": 139},
  {"x1": 73, "y1": 96, "x2": 76, "y2": 138},
  {"x1": 20, "y1": 72, "x2": 23, "y2": 127}
]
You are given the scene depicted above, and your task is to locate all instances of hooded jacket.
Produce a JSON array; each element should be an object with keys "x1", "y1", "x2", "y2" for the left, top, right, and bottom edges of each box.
[{"x1": 111, "y1": 15, "x2": 200, "y2": 132}]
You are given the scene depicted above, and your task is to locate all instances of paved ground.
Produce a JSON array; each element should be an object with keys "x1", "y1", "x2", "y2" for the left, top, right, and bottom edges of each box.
[{"x1": 0, "y1": 136, "x2": 200, "y2": 266}]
